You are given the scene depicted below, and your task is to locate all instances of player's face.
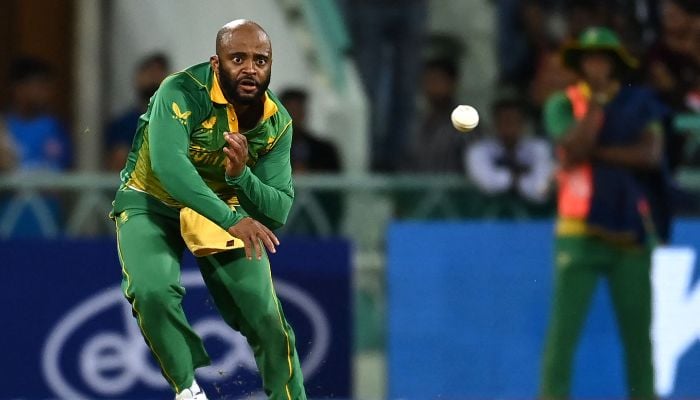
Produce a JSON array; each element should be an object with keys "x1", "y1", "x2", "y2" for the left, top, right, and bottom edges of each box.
[
  {"x1": 580, "y1": 52, "x2": 614, "y2": 85},
  {"x1": 12, "y1": 76, "x2": 54, "y2": 116},
  {"x1": 283, "y1": 98, "x2": 307, "y2": 127},
  {"x1": 422, "y1": 67, "x2": 455, "y2": 104},
  {"x1": 212, "y1": 28, "x2": 272, "y2": 105},
  {"x1": 135, "y1": 63, "x2": 168, "y2": 104},
  {"x1": 495, "y1": 107, "x2": 525, "y2": 148}
]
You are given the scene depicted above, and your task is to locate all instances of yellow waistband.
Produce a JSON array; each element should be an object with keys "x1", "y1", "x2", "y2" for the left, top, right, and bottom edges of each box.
[
  {"x1": 556, "y1": 218, "x2": 588, "y2": 236},
  {"x1": 556, "y1": 217, "x2": 640, "y2": 246}
]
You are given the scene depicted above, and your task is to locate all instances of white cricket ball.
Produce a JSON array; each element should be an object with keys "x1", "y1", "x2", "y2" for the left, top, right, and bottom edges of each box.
[{"x1": 451, "y1": 105, "x2": 479, "y2": 132}]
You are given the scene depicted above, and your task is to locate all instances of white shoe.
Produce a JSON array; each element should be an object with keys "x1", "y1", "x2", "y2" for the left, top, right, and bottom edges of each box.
[{"x1": 175, "y1": 379, "x2": 208, "y2": 400}]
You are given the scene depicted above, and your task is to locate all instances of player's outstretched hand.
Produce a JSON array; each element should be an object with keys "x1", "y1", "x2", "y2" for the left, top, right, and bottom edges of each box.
[
  {"x1": 223, "y1": 132, "x2": 249, "y2": 178},
  {"x1": 227, "y1": 217, "x2": 280, "y2": 260}
]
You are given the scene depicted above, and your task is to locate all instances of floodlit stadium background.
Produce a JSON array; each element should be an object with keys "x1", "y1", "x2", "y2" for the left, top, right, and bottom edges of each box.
[{"x1": 2, "y1": 0, "x2": 700, "y2": 399}]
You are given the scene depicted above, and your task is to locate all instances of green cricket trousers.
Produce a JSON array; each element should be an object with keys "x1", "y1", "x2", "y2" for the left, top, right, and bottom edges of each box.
[
  {"x1": 539, "y1": 235, "x2": 655, "y2": 399},
  {"x1": 112, "y1": 193, "x2": 306, "y2": 400}
]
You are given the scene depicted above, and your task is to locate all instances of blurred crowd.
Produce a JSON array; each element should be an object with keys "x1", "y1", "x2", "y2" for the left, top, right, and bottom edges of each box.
[
  {"x1": 3, "y1": 0, "x2": 700, "y2": 229},
  {"x1": 495, "y1": 0, "x2": 700, "y2": 173},
  {"x1": 0, "y1": 54, "x2": 340, "y2": 177},
  {"x1": 394, "y1": 0, "x2": 700, "y2": 205}
]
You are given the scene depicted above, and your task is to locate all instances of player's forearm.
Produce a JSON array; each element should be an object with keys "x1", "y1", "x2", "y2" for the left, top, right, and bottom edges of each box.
[
  {"x1": 559, "y1": 122, "x2": 599, "y2": 165},
  {"x1": 593, "y1": 129, "x2": 663, "y2": 170},
  {"x1": 593, "y1": 144, "x2": 661, "y2": 170},
  {"x1": 225, "y1": 166, "x2": 293, "y2": 229},
  {"x1": 561, "y1": 131, "x2": 594, "y2": 161},
  {"x1": 152, "y1": 151, "x2": 242, "y2": 229},
  {"x1": 558, "y1": 104, "x2": 604, "y2": 165}
]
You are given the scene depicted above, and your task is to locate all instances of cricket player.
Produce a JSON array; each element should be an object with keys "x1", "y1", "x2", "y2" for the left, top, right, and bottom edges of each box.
[
  {"x1": 110, "y1": 20, "x2": 306, "y2": 400},
  {"x1": 539, "y1": 27, "x2": 669, "y2": 399}
]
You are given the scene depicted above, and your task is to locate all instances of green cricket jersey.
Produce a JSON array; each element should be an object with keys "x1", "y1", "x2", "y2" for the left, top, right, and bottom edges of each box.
[{"x1": 114, "y1": 62, "x2": 294, "y2": 230}]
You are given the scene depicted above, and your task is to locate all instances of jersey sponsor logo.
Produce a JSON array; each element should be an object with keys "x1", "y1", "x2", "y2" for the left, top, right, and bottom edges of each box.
[
  {"x1": 172, "y1": 102, "x2": 192, "y2": 125},
  {"x1": 41, "y1": 271, "x2": 331, "y2": 399},
  {"x1": 201, "y1": 115, "x2": 217, "y2": 130},
  {"x1": 652, "y1": 247, "x2": 700, "y2": 396},
  {"x1": 190, "y1": 149, "x2": 227, "y2": 167}
]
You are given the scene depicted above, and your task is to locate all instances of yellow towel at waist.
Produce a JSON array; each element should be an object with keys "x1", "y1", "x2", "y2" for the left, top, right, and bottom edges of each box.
[{"x1": 180, "y1": 206, "x2": 244, "y2": 257}]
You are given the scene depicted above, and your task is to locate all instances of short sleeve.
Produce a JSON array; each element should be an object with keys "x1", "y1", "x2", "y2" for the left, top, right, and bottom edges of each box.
[{"x1": 543, "y1": 92, "x2": 575, "y2": 141}]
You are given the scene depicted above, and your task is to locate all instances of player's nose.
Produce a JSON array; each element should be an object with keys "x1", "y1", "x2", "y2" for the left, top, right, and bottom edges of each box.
[{"x1": 241, "y1": 59, "x2": 256, "y2": 74}]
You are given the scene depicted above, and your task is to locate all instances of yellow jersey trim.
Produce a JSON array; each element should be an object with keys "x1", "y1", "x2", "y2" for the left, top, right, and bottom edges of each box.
[
  {"x1": 261, "y1": 92, "x2": 279, "y2": 121},
  {"x1": 210, "y1": 72, "x2": 228, "y2": 104},
  {"x1": 182, "y1": 70, "x2": 207, "y2": 89},
  {"x1": 272, "y1": 120, "x2": 293, "y2": 147},
  {"x1": 267, "y1": 262, "x2": 294, "y2": 400}
]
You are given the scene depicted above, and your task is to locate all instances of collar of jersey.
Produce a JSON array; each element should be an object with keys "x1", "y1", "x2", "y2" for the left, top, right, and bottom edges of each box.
[{"x1": 209, "y1": 72, "x2": 278, "y2": 121}]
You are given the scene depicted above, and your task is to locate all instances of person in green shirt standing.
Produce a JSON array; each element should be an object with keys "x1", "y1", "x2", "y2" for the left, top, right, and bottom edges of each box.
[
  {"x1": 539, "y1": 27, "x2": 669, "y2": 399},
  {"x1": 111, "y1": 20, "x2": 306, "y2": 400}
]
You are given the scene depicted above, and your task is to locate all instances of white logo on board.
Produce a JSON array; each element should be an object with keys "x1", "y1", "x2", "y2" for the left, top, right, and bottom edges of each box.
[
  {"x1": 42, "y1": 272, "x2": 331, "y2": 399},
  {"x1": 652, "y1": 247, "x2": 700, "y2": 396}
]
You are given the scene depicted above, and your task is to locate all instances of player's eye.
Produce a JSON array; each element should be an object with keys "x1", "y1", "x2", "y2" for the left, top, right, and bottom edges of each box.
[
  {"x1": 255, "y1": 58, "x2": 267, "y2": 66},
  {"x1": 232, "y1": 56, "x2": 243, "y2": 64}
]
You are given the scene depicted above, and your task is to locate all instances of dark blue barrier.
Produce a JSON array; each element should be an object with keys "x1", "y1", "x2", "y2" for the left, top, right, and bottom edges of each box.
[
  {"x1": 1, "y1": 237, "x2": 351, "y2": 399},
  {"x1": 388, "y1": 220, "x2": 700, "y2": 399}
]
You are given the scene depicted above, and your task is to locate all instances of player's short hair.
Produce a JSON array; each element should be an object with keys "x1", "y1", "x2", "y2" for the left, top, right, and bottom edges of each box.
[
  {"x1": 672, "y1": 0, "x2": 700, "y2": 15},
  {"x1": 279, "y1": 88, "x2": 308, "y2": 104},
  {"x1": 491, "y1": 97, "x2": 528, "y2": 118},
  {"x1": 137, "y1": 52, "x2": 170, "y2": 72},
  {"x1": 424, "y1": 58, "x2": 459, "y2": 81},
  {"x1": 9, "y1": 56, "x2": 53, "y2": 84},
  {"x1": 216, "y1": 20, "x2": 270, "y2": 55}
]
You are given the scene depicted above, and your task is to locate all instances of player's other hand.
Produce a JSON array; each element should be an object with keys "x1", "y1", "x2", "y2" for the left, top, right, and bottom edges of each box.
[
  {"x1": 223, "y1": 132, "x2": 248, "y2": 178},
  {"x1": 228, "y1": 217, "x2": 280, "y2": 260}
]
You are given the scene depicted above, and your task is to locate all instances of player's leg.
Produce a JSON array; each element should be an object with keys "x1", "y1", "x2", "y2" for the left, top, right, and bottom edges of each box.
[
  {"x1": 197, "y1": 248, "x2": 306, "y2": 400},
  {"x1": 608, "y1": 245, "x2": 655, "y2": 399},
  {"x1": 115, "y1": 208, "x2": 210, "y2": 394},
  {"x1": 540, "y1": 235, "x2": 601, "y2": 398}
]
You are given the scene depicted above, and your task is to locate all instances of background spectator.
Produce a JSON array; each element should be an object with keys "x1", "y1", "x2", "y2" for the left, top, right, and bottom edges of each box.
[
  {"x1": 539, "y1": 27, "x2": 667, "y2": 397},
  {"x1": 280, "y1": 88, "x2": 343, "y2": 235},
  {"x1": 341, "y1": 0, "x2": 427, "y2": 171},
  {"x1": 400, "y1": 58, "x2": 468, "y2": 173},
  {"x1": 466, "y1": 96, "x2": 553, "y2": 203},
  {"x1": 645, "y1": 0, "x2": 700, "y2": 170},
  {"x1": 280, "y1": 88, "x2": 340, "y2": 173},
  {"x1": 498, "y1": 0, "x2": 555, "y2": 95},
  {"x1": 0, "y1": 118, "x2": 17, "y2": 172},
  {"x1": 104, "y1": 52, "x2": 170, "y2": 172},
  {"x1": 3, "y1": 57, "x2": 71, "y2": 173}
]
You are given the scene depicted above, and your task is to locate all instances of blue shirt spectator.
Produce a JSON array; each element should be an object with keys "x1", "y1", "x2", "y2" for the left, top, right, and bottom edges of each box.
[
  {"x1": 105, "y1": 53, "x2": 170, "y2": 171},
  {"x1": 0, "y1": 57, "x2": 70, "y2": 238},
  {"x1": 5, "y1": 114, "x2": 70, "y2": 171},
  {"x1": 3, "y1": 57, "x2": 71, "y2": 173}
]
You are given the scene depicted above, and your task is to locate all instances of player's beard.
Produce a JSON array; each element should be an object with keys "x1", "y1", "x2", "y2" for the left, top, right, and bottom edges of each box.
[{"x1": 219, "y1": 68, "x2": 271, "y2": 105}]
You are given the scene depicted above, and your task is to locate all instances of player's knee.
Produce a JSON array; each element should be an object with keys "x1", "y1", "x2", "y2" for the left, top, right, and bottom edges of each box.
[
  {"x1": 252, "y1": 307, "x2": 294, "y2": 342},
  {"x1": 129, "y1": 284, "x2": 180, "y2": 309}
]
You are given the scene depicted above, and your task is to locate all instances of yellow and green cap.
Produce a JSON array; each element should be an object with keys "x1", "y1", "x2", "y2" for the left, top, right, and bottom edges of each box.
[{"x1": 562, "y1": 26, "x2": 639, "y2": 71}]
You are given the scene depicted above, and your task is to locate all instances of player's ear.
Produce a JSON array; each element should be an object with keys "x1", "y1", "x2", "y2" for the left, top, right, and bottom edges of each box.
[{"x1": 210, "y1": 55, "x2": 219, "y2": 73}]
